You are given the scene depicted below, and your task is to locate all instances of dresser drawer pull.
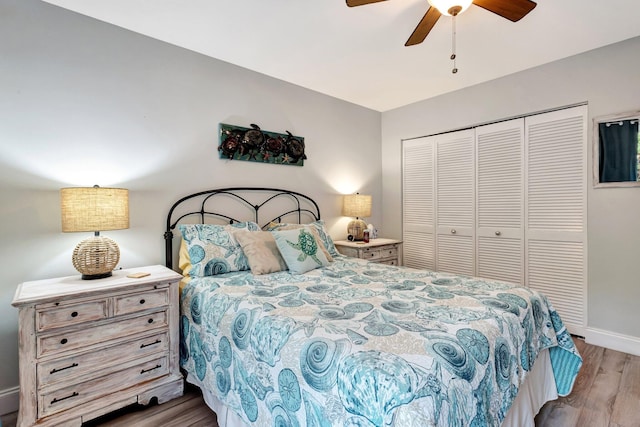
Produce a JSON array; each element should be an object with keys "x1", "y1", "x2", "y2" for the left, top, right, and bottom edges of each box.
[
  {"x1": 141, "y1": 364, "x2": 162, "y2": 374},
  {"x1": 60, "y1": 338, "x2": 68, "y2": 345},
  {"x1": 50, "y1": 363, "x2": 78, "y2": 375},
  {"x1": 51, "y1": 392, "x2": 78, "y2": 405},
  {"x1": 148, "y1": 318, "x2": 154, "y2": 324},
  {"x1": 140, "y1": 299, "x2": 146, "y2": 305},
  {"x1": 71, "y1": 311, "x2": 78, "y2": 318},
  {"x1": 140, "y1": 339, "x2": 162, "y2": 349}
]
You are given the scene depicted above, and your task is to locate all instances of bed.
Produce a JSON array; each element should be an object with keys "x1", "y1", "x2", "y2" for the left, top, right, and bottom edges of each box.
[{"x1": 165, "y1": 188, "x2": 582, "y2": 427}]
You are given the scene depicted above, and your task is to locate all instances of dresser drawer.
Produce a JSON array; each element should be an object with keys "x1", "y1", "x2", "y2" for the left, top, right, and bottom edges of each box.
[
  {"x1": 114, "y1": 287, "x2": 169, "y2": 316},
  {"x1": 38, "y1": 310, "x2": 167, "y2": 358},
  {"x1": 37, "y1": 300, "x2": 108, "y2": 332},
  {"x1": 40, "y1": 356, "x2": 169, "y2": 417},
  {"x1": 38, "y1": 331, "x2": 169, "y2": 388}
]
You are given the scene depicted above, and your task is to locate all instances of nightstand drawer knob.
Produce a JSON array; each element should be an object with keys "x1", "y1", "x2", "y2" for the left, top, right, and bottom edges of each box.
[
  {"x1": 70, "y1": 311, "x2": 78, "y2": 318},
  {"x1": 140, "y1": 299, "x2": 146, "y2": 305},
  {"x1": 451, "y1": 229, "x2": 457, "y2": 234},
  {"x1": 148, "y1": 318, "x2": 154, "y2": 324},
  {"x1": 51, "y1": 391, "x2": 78, "y2": 405},
  {"x1": 140, "y1": 339, "x2": 162, "y2": 349},
  {"x1": 50, "y1": 362, "x2": 78, "y2": 375},
  {"x1": 60, "y1": 338, "x2": 68, "y2": 345},
  {"x1": 495, "y1": 231, "x2": 501, "y2": 236},
  {"x1": 141, "y1": 364, "x2": 162, "y2": 374}
]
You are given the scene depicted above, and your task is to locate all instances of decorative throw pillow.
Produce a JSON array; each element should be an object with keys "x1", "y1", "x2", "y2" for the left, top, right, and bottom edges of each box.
[
  {"x1": 272, "y1": 228, "x2": 330, "y2": 274},
  {"x1": 234, "y1": 231, "x2": 288, "y2": 275},
  {"x1": 266, "y1": 220, "x2": 337, "y2": 259},
  {"x1": 178, "y1": 222, "x2": 259, "y2": 276}
]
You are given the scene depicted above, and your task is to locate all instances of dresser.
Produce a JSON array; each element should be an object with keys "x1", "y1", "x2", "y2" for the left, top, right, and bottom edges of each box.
[
  {"x1": 11, "y1": 265, "x2": 184, "y2": 427},
  {"x1": 334, "y1": 238, "x2": 402, "y2": 265}
]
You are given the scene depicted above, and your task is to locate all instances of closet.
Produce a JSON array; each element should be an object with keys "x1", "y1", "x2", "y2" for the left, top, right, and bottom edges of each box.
[{"x1": 402, "y1": 105, "x2": 587, "y2": 335}]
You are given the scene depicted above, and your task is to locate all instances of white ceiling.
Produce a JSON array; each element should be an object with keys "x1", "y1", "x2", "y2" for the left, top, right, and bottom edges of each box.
[{"x1": 43, "y1": 0, "x2": 640, "y2": 112}]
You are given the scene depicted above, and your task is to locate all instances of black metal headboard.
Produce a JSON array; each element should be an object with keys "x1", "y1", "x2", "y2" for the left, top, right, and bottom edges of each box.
[{"x1": 164, "y1": 187, "x2": 321, "y2": 270}]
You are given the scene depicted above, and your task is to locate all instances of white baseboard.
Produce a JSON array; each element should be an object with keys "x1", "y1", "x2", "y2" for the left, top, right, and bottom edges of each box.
[
  {"x1": 585, "y1": 327, "x2": 640, "y2": 356},
  {"x1": 0, "y1": 386, "x2": 19, "y2": 416}
]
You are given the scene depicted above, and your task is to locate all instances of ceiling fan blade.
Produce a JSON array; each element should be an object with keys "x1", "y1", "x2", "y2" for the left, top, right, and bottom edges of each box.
[
  {"x1": 346, "y1": 0, "x2": 387, "y2": 7},
  {"x1": 405, "y1": 7, "x2": 442, "y2": 46},
  {"x1": 472, "y1": 0, "x2": 536, "y2": 22}
]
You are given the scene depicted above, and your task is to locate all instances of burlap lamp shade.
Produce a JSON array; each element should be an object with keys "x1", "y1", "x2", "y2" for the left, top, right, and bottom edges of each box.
[
  {"x1": 61, "y1": 186, "x2": 129, "y2": 280},
  {"x1": 342, "y1": 193, "x2": 371, "y2": 241}
]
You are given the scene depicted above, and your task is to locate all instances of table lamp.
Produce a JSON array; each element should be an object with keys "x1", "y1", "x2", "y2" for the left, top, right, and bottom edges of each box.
[
  {"x1": 60, "y1": 185, "x2": 129, "y2": 279},
  {"x1": 342, "y1": 193, "x2": 371, "y2": 241}
]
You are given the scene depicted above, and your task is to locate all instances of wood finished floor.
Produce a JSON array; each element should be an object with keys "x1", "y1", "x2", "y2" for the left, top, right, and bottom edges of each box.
[{"x1": 3, "y1": 338, "x2": 639, "y2": 427}]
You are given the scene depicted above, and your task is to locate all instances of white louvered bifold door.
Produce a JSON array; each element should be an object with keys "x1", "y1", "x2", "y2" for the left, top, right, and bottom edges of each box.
[
  {"x1": 476, "y1": 119, "x2": 525, "y2": 285},
  {"x1": 525, "y1": 105, "x2": 588, "y2": 336},
  {"x1": 436, "y1": 129, "x2": 475, "y2": 276},
  {"x1": 402, "y1": 137, "x2": 435, "y2": 269}
]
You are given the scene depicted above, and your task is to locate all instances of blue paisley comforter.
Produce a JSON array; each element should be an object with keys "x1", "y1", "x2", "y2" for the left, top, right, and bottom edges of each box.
[{"x1": 180, "y1": 256, "x2": 581, "y2": 426}]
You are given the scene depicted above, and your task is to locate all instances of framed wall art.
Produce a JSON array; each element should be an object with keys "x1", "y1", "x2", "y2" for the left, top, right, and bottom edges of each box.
[{"x1": 218, "y1": 123, "x2": 306, "y2": 166}]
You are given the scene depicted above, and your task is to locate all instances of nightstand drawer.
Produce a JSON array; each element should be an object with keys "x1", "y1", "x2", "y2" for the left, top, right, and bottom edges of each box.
[
  {"x1": 114, "y1": 287, "x2": 169, "y2": 316},
  {"x1": 40, "y1": 355, "x2": 169, "y2": 417},
  {"x1": 37, "y1": 300, "x2": 108, "y2": 332},
  {"x1": 379, "y1": 246, "x2": 398, "y2": 259},
  {"x1": 38, "y1": 331, "x2": 169, "y2": 388},
  {"x1": 38, "y1": 310, "x2": 167, "y2": 358},
  {"x1": 362, "y1": 248, "x2": 382, "y2": 260}
]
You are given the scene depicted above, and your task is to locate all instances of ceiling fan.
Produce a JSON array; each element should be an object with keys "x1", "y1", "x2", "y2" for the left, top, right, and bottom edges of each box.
[{"x1": 346, "y1": 0, "x2": 537, "y2": 47}]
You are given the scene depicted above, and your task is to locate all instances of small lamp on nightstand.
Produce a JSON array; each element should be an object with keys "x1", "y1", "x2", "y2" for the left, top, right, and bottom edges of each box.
[
  {"x1": 60, "y1": 185, "x2": 129, "y2": 280},
  {"x1": 342, "y1": 193, "x2": 371, "y2": 241}
]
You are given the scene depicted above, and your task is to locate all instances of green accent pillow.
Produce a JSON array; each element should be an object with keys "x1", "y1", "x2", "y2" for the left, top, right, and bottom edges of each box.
[
  {"x1": 267, "y1": 220, "x2": 339, "y2": 257},
  {"x1": 272, "y1": 228, "x2": 330, "y2": 274}
]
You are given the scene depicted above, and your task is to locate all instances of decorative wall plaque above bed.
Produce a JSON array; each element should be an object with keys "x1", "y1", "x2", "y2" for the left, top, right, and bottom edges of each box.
[{"x1": 218, "y1": 123, "x2": 306, "y2": 166}]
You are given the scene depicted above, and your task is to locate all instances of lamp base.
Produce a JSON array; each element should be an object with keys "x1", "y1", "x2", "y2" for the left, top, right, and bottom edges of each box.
[
  {"x1": 72, "y1": 235, "x2": 120, "y2": 280},
  {"x1": 347, "y1": 219, "x2": 367, "y2": 241},
  {"x1": 81, "y1": 272, "x2": 113, "y2": 280}
]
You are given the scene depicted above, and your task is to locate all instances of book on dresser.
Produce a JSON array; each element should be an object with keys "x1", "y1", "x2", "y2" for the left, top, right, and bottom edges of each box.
[
  {"x1": 11, "y1": 265, "x2": 184, "y2": 427},
  {"x1": 333, "y1": 238, "x2": 402, "y2": 265}
]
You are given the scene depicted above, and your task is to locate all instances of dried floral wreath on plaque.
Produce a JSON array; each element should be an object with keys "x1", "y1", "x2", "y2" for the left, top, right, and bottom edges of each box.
[{"x1": 218, "y1": 123, "x2": 306, "y2": 166}]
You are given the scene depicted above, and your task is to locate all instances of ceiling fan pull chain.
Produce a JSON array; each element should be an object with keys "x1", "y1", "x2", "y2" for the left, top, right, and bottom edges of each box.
[{"x1": 451, "y1": 14, "x2": 458, "y2": 74}]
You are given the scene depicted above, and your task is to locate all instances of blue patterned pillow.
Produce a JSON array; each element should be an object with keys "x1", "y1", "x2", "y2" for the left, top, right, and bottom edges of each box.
[
  {"x1": 272, "y1": 228, "x2": 330, "y2": 274},
  {"x1": 179, "y1": 222, "x2": 259, "y2": 276},
  {"x1": 267, "y1": 220, "x2": 339, "y2": 257}
]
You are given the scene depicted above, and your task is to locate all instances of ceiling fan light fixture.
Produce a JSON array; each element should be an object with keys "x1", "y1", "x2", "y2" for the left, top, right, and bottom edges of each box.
[{"x1": 427, "y1": 0, "x2": 473, "y2": 16}]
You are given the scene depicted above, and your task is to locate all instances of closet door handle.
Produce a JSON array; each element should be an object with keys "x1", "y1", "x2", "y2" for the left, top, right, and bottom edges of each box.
[{"x1": 495, "y1": 231, "x2": 501, "y2": 236}]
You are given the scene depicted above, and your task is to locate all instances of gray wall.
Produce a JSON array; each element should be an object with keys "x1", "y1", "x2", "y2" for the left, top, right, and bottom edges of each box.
[
  {"x1": 382, "y1": 36, "x2": 640, "y2": 342},
  {"x1": 0, "y1": 0, "x2": 381, "y2": 401}
]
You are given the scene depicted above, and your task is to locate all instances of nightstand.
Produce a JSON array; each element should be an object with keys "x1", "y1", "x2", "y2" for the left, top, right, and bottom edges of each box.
[
  {"x1": 12, "y1": 265, "x2": 184, "y2": 427},
  {"x1": 334, "y1": 238, "x2": 402, "y2": 265}
]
